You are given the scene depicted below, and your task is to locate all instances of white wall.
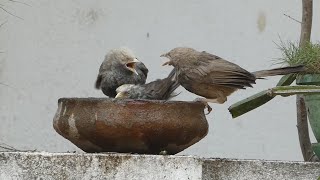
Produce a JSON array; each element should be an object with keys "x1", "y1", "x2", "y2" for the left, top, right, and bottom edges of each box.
[{"x1": 0, "y1": 0, "x2": 319, "y2": 160}]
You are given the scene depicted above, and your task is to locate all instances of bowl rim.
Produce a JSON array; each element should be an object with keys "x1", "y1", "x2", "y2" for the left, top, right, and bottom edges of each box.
[{"x1": 58, "y1": 97, "x2": 205, "y2": 106}]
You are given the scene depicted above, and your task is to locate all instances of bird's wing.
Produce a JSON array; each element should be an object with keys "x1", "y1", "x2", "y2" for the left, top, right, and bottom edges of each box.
[
  {"x1": 143, "y1": 79, "x2": 168, "y2": 99},
  {"x1": 181, "y1": 51, "x2": 256, "y2": 89},
  {"x1": 143, "y1": 68, "x2": 180, "y2": 100},
  {"x1": 95, "y1": 75, "x2": 102, "y2": 89},
  {"x1": 95, "y1": 61, "x2": 109, "y2": 89}
]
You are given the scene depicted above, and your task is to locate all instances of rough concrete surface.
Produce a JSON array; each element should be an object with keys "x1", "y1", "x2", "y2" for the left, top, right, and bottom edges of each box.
[
  {"x1": 0, "y1": 152, "x2": 202, "y2": 180},
  {"x1": 203, "y1": 158, "x2": 320, "y2": 180},
  {"x1": 0, "y1": 152, "x2": 319, "y2": 180}
]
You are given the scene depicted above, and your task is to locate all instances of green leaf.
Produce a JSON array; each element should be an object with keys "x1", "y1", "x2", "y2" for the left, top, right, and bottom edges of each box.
[
  {"x1": 228, "y1": 74, "x2": 296, "y2": 118},
  {"x1": 276, "y1": 74, "x2": 296, "y2": 86},
  {"x1": 228, "y1": 85, "x2": 320, "y2": 118},
  {"x1": 267, "y1": 85, "x2": 320, "y2": 96},
  {"x1": 276, "y1": 74, "x2": 297, "y2": 97},
  {"x1": 228, "y1": 90, "x2": 273, "y2": 118}
]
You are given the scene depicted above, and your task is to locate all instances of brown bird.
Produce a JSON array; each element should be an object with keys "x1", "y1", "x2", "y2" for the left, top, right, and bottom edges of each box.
[
  {"x1": 161, "y1": 47, "x2": 305, "y2": 113},
  {"x1": 95, "y1": 47, "x2": 148, "y2": 98},
  {"x1": 114, "y1": 68, "x2": 180, "y2": 100}
]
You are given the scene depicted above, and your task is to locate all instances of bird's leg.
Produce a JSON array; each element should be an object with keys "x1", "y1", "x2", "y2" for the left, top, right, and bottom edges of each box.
[
  {"x1": 214, "y1": 96, "x2": 227, "y2": 104},
  {"x1": 213, "y1": 91, "x2": 228, "y2": 104}
]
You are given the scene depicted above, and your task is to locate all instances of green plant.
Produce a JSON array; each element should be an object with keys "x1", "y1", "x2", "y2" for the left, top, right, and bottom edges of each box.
[
  {"x1": 276, "y1": 40, "x2": 320, "y2": 73},
  {"x1": 229, "y1": 40, "x2": 320, "y2": 118},
  {"x1": 228, "y1": 85, "x2": 320, "y2": 118}
]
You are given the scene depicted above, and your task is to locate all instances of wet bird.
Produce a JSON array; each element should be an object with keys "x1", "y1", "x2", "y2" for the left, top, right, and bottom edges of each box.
[
  {"x1": 115, "y1": 68, "x2": 180, "y2": 100},
  {"x1": 161, "y1": 47, "x2": 305, "y2": 113},
  {"x1": 95, "y1": 47, "x2": 149, "y2": 98}
]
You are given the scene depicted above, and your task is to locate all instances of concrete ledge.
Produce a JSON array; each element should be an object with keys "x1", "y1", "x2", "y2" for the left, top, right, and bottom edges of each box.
[
  {"x1": 203, "y1": 158, "x2": 320, "y2": 180},
  {"x1": 0, "y1": 152, "x2": 319, "y2": 180}
]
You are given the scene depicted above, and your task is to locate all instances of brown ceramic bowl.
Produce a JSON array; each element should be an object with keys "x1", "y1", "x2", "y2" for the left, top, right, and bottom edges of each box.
[{"x1": 53, "y1": 98, "x2": 208, "y2": 155}]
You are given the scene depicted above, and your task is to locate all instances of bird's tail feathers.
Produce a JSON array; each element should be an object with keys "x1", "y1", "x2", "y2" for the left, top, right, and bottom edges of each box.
[
  {"x1": 252, "y1": 65, "x2": 305, "y2": 78},
  {"x1": 168, "y1": 90, "x2": 182, "y2": 99},
  {"x1": 165, "y1": 68, "x2": 180, "y2": 99}
]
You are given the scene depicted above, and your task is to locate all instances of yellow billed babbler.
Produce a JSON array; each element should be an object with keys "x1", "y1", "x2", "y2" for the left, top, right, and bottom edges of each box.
[
  {"x1": 161, "y1": 47, "x2": 305, "y2": 113},
  {"x1": 95, "y1": 47, "x2": 148, "y2": 98}
]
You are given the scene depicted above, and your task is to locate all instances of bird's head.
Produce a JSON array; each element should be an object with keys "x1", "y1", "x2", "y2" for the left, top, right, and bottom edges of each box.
[
  {"x1": 161, "y1": 47, "x2": 197, "y2": 67},
  {"x1": 115, "y1": 84, "x2": 135, "y2": 99},
  {"x1": 109, "y1": 47, "x2": 140, "y2": 75}
]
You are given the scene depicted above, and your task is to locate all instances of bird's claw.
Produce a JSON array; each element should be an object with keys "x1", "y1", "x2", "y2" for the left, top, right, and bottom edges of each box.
[
  {"x1": 205, "y1": 104, "x2": 212, "y2": 115},
  {"x1": 193, "y1": 98, "x2": 212, "y2": 115}
]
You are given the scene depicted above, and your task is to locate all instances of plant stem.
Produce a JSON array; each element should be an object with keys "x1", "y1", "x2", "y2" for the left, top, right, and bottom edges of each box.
[{"x1": 297, "y1": 0, "x2": 318, "y2": 162}]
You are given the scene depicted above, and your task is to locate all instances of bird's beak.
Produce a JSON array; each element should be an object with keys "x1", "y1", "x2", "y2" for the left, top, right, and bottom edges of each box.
[
  {"x1": 162, "y1": 61, "x2": 172, "y2": 66},
  {"x1": 126, "y1": 58, "x2": 139, "y2": 75},
  {"x1": 160, "y1": 53, "x2": 167, "y2": 58},
  {"x1": 132, "y1": 58, "x2": 139, "y2": 63},
  {"x1": 160, "y1": 53, "x2": 172, "y2": 66},
  {"x1": 115, "y1": 92, "x2": 125, "y2": 99}
]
